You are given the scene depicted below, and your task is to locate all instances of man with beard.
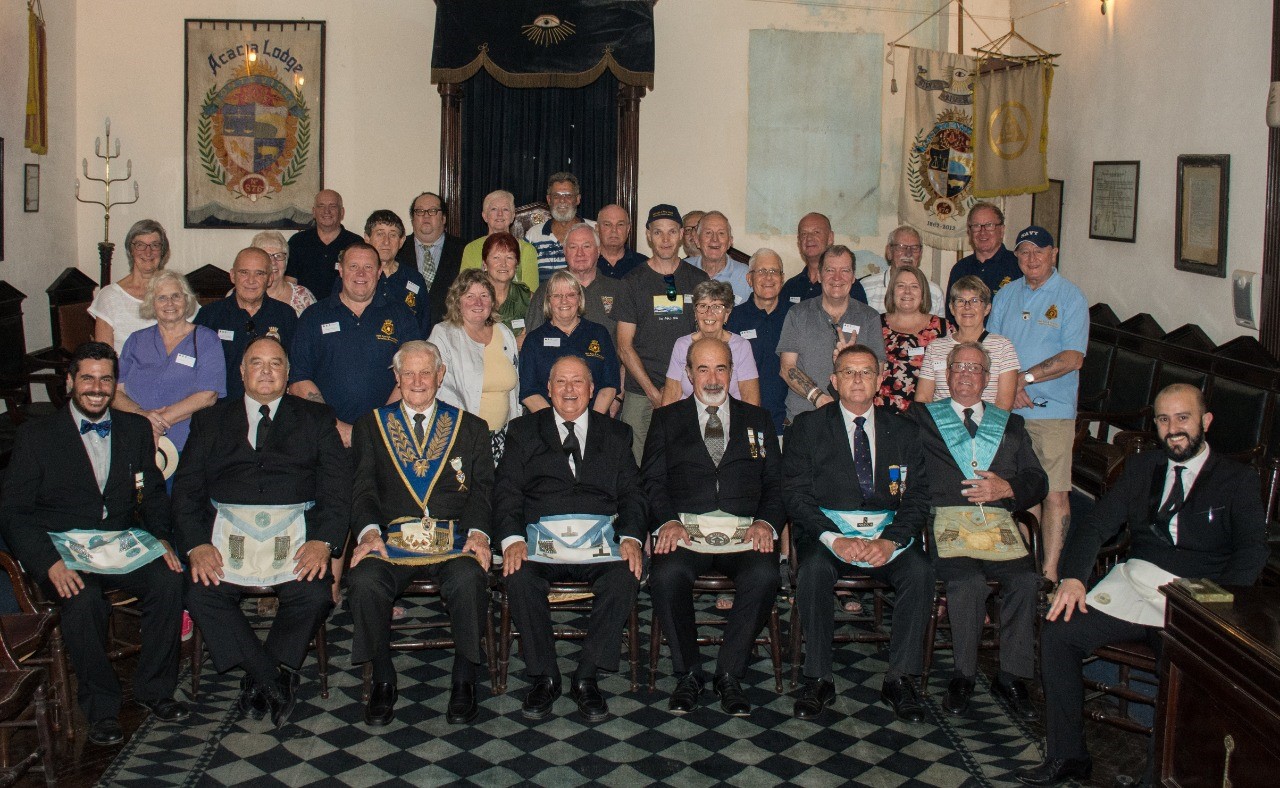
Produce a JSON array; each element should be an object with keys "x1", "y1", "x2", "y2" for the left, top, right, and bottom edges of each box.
[
  {"x1": 526, "y1": 172, "x2": 595, "y2": 284},
  {"x1": 1016, "y1": 383, "x2": 1268, "y2": 786}
]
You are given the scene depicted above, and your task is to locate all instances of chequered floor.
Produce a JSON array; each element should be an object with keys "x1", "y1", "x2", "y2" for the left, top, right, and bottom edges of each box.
[{"x1": 98, "y1": 597, "x2": 1052, "y2": 787}]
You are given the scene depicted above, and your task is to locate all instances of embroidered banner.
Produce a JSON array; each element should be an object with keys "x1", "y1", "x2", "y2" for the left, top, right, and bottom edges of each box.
[{"x1": 973, "y1": 60, "x2": 1053, "y2": 197}]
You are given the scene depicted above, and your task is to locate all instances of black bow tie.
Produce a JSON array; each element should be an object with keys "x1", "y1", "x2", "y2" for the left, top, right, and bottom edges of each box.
[{"x1": 80, "y1": 419, "x2": 111, "y2": 438}]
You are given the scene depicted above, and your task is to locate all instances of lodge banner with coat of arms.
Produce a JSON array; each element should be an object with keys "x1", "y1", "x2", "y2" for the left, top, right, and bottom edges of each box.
[
  {"x1": 184, "y1": 19, "x2": 324, "y2": 229},
  {"x1": 899, "y1": 47, "x2": 978, "y2": 251}
]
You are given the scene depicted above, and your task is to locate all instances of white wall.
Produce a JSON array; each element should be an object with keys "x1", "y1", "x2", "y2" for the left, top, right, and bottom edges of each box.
[{"x1": 1009, "y1": 0, "x2": 1268, "y2": 342}]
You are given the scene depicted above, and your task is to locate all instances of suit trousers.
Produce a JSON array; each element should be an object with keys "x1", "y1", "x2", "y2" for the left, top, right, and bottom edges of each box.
[
  {"x1": 347, "y1": 556, "x2": 488, "y2": 676},
  {"x1": 505, "y1": 559, "x2": 640, "y2": 681},
  {"x1": 796, "y1": 545, "x2": 934, "y2": 682},
  {"x1": 1041, "y1": 608, "x2": 1159, "y2": 759},
  {"x1": 39, "y1": 558, "x2": 183, "y2": 723},
  {"x1": 649, "y1": 547, "x2": 778, "y2": 678},
  {"x1": 185, "y1": 577, "x2": 333, "y2": 682},
  {"x1": 934, "y1": 555, "x2": 1041, "y2": 680}
]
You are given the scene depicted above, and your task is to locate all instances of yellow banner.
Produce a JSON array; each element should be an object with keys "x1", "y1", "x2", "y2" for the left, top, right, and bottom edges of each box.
[{"x1": 973, "y1": 60, "x2": 1053, "y2": 197}]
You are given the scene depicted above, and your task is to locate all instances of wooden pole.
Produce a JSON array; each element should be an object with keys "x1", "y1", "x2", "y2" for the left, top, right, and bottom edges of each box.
[{"x1": 1261, "y1": 0, "x2": 1280, "y2": 355}]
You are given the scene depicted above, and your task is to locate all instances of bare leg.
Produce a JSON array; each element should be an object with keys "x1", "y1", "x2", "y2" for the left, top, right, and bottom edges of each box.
[{"x1": 1038, "y1": 491, "x2": 1071, "y2": 582}]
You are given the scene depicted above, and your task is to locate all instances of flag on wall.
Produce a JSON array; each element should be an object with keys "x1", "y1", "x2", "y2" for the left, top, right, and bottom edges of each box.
[
  {"x1": 899, "y1": 48, "x2": 978, "y2": 251},
  {"x1": 973, "y1": 60, "x2": 1053, "y2": 197},
  {"x1": 25, "y1": 4, "x2": 48, "y2": 155}
]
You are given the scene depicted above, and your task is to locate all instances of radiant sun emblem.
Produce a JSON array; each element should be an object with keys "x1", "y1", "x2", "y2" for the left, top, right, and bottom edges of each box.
[{"x1": 522, "y1": 14, "x2": 576, "y2": 46}]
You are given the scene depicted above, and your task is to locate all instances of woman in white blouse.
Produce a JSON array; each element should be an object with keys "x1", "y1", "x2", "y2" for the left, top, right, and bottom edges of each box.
[{"x1": 89, "y1": 219, "x2": 170, "y2": 353}]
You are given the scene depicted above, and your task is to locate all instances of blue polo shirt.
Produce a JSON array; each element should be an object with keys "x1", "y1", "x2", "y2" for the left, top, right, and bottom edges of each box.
[
  {"x1": 518, "y1": 319, "x2": 620, "y2": 405},
  {"x1": 988, "y1": 269, "x2": 1088, "y2": 420},
  {"x1": 597, "y1": 248, "x2": 647, "y2": 280},
  {"x1": 290, "y1": 292, "x2": 423, "y2": 424},
  {"x1": 779, "y1": 270, "x2": 868, "y2": 306},
  {"x1": 945, "y1": 245, "x2": 1022, "y2": 323},
  {"x1": 332, "y1": 263, "x2": 432, "y2": 335},
  {"x1": 193, "y1": 295, "x2": 298, "y2": 401},
  {"x1": 726, "y1": 296, "x2": 792, "y2": 433}
]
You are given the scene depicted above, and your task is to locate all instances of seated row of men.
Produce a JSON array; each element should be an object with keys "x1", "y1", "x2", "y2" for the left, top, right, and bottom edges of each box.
[{"x1": 0, "y1": 335, "x2": 1266, "y2": 788}]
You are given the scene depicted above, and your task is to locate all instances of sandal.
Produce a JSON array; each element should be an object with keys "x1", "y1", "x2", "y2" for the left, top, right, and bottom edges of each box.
[{"x1": 836, "y1": 592, "x2": 864, "y2": 615}]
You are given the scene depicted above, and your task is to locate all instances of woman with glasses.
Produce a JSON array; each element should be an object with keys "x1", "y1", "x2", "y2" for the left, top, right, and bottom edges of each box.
[
  {"x1": 877, "y1": 265, "x2": 947, "y2": 412},
  {"x1": 89, "y1": 219, "x2": 172, "y2": 353},
  {"x1": 252, "y1": 230, "x2": 317, "y2": 316},
  {"x1": 482, "y1": 232, "x2": 532, "y2": 346},
  {"x1": 519, "y1": 270, "x2": 619, "y2": 414},
  {"x1": 460, "y1": 189, "x2": 540, "y2": 286},
  {"x1": 914, "y1": 275, "x2": 1020, "y2": 410},
  {"x1": 661, "y1": 280, "x2": 760, "y2": 406}
]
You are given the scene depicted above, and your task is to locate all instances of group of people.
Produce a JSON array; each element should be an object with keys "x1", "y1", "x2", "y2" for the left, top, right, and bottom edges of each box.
[{"x1": 0, "y1": 178, "x2": 1268, "y2": 788}]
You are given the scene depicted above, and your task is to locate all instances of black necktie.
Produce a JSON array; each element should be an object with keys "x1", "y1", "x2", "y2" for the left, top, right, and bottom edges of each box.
[
  {"x1": 563, "y1": 421, "x2": 582, "y2": 479},
  {"x1": 1156, "y1": 466, "x2": 1185, "y2": 531},
  {"x1": 963, "y1": 407, "x2": 978, "y2": 438},
  {"x1": 255, "y1": 405, "x2": 272, "y2": 450},
  {"x1": 853, "y1": 415, "x2": 874, "y2": 499},
  {"x1": 413, "y1": 413, "x2": 426, "y2": 445}
]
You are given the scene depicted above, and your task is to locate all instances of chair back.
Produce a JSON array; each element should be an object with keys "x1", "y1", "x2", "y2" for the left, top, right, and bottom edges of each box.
[{"x1": 512, "y1": 202, "x2": 551, "y2": 240}]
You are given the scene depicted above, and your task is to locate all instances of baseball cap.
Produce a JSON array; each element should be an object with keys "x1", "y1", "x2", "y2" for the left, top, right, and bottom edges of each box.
[
  {"x1": 1014, "y1": 225, "x2": 1055, "y2": 249},
  {"x1": 646, "y1": 204, "x2": 682, "y2": 228}
]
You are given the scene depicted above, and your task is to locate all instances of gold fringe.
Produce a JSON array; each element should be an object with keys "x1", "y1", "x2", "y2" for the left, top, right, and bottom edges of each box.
[{"x1": 432, "y1": 47, "x2": 653, "y2": 89}]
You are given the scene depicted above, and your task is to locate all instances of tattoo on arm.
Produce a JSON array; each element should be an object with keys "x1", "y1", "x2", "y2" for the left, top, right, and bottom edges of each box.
[
  {"x1": 786, "y1": 366, "x2": 821, "y2": 398},
  {"x1": 306, "y1": 392, "x2": 325, "y2": 404}
]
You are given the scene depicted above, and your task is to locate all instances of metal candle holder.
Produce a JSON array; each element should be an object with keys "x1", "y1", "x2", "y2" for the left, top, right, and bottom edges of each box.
[{"x1": 75, "y1": 118, "x2": 139, "y2": 286}]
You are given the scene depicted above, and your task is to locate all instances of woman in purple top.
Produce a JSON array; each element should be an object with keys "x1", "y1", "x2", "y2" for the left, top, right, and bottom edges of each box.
[
  {"x1": 114, "y1": 271, "x2": 226, "y2": 452},
  {"x1": 661, "y1": 279, "x2": 760, "y2": 405}
]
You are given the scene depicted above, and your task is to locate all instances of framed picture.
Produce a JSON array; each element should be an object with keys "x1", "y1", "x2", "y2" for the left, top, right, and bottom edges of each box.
[
  {"x1": 1031, "y1": 178, "x2": 1063, "y2": 252},
  {"x1": 1175, "y1": 154, "x2": 1229, "y2": 278},
  {"x1": 184, "y1": 19, "x2": 325, "y2": 229},
  {"x1": 1089, "y1": 161, "x2": 1140, "y2": 242},
  {"x1": 24, "y1": 164, "x2": 39, "y2": 212}
]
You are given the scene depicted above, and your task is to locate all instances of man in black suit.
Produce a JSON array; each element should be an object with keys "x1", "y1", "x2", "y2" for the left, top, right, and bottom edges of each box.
[
  {"x1": 396, "y1": 192, "x2": 464, "y2": 324},
  {"x1": 496, "y1": 355, "x2": 646, "y2": 723},
  {"x1": 909, "y1": 342, "x2": 1047, "y2": 719},
  {"x1": 1017, "y1": 383, "x2": 1269, "y2": 786},
  {"x1": 0, "y1": 342, "x2": 187, "y2": 746},
  {"x1": 173, "y1": 335, "x2": 350, "y2": 727},
  {"x1": 642, "y1": 337, "x2": 782, "y2": 716},
  {"x1": 346, "y1": 340, "x2": 495, "y2": 727},
  {"x1": 783, "y1": 344, "x2": 934, "y2": 722}
]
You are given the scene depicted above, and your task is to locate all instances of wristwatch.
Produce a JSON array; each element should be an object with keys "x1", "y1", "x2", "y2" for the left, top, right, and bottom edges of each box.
[
  {"x1": 1023, "y1": 371, "x2": 1036, "y2": 384},
  {"x1": 322, "y1": 540, "x2": 338, "y2": 557}
]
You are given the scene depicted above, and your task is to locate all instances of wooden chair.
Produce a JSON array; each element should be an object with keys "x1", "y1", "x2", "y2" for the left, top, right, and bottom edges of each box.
[
  {"x1": 360, "y1": 577, "x2": 498, "y2": 703},
  {"x1": 189, "y1": 587, "x2": 330, "y2": 700},
  {"x1": 647, "y1": 570, "x2": 784, "y2": 692},
  {"x1": 0, "y1": 553, "x2": 73, "y2": 746},
  {"x1": 0, "y1": 610, "x2": 59, "y2": 786},
  {"x1": 512, "y1": 202, "x2": 551, "y2": 241},
  {"x1": 496, "y1": 580, "x2": 639, "y2": 695}
]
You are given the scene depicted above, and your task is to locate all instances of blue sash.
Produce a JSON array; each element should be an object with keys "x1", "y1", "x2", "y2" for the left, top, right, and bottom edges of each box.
[
  {"x1": 925, "y1": 400, "x2": 1009, "y2": 479},
  {"x1": 374, "y1": 402, "x2": 464, "y2": 510},
  {"x1": 527, "y1": 514, "x2": 621, "y2": 563},
  {"x1": 49, "y1": 528, "x2": 166, "y2": 575},
  {"x1": 819, "y1": 509, "x2": 912, "y2": 568}
]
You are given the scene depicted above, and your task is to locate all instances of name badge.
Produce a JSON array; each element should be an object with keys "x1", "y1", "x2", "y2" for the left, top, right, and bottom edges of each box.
[
  {"x1": 907, "y1": 346, "x2": 925, "y2": 357},
  {"x1": 789, "y1": 296, "x2": 801, "y2": 303},
  {"x1": 841, "y1": 323, "x2": 860, "y2": 336},
  {"x1": 931, "y1": 360, "x2": 947, "y2": 371},
  {"x1": 684, "y1": 294, "x2": 693, "y2": 304},
  {"x1": 513, "y1": 318, "x2": 526, "y2": 329},
  {"x1": 176, "y1": 353, "x2": 196, "y2": 368},
  {"x1": 740, "y1": 329, "x2": 758, "y2": 340},
  {"x1": 544, "y1": 337, "x2": 561, "y2": 347},
  {"x1": 406, "y1": 281, "x2": 420, "y2": 294},
  {"x1": 321, "y1": 322, "x2": 341, "y2": 334},
  {"x1": 218, "y1": 329, "x2": 235, "y2": 341}
]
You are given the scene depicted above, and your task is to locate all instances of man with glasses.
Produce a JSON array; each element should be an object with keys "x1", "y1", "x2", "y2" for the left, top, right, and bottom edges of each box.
[
  {"x1": 988, "y1": 227, "x2": 1087, "y2": 582},
  {"x1": 944, "y1": 202, "x2": 1022, "y2": 323},
  {"x1": 726, "y1": 249, "x2": 792, "y2": 434},
  {"x1": 688, "y1": 211, "x2": 751, "y2": 306},
  {"x1": 861, "y1": 225, "x2": 944, "y2": 316},
  {"x1": 780, "y1": 213, "x2": 869, "y2": 306},
  {"x1": 615, "y1": 205, "x2": 709, "y2": 461},
  {"x1": 680, "y1": 210, "x2": 705, "y2": 263},
  {"x1": 908, "y1": 342, "x2": 1047, "y2": 720},
  {"x1": 526, "y1": 172, "x2": 596, "y2": 284},
  {"x1": 783, "y1": 344, "x2": 933, "y2": 722},
  {"x1": 596, "y1": 204, "x2": 647, "y2": 280},
  {"x1": 195, "y1": 247, "x2": 298, "y2": 401},
  {"x1": 396, "y1": 192, "x2": 464, "y2": 325},
  {"x1": 287, "y1": 189, "x2": 362, "y2": 298}
]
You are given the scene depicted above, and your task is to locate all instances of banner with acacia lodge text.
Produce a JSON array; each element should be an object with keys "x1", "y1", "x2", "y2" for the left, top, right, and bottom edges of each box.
[
  {"x1": 184, "y1": 19, "x2": 325, "y2": 229},
  {"x1": 973, "y1": 60, "x2": 1053, "y2": 197},
  {"x1": 900, "y1": 48, "x2": 978, "y2": 251}
]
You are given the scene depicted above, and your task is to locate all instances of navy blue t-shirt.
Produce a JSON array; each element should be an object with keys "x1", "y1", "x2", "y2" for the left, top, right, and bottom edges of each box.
[
  {"x1": 726, "y1": 297, "x2": 792, "y2": 434},
  {"x1": 597, "y1": 248, "x2": 647, "y2": 280},
  {"x1": 944, "y1": 245, "x2": 1022, "y2": 323},
  {"x1": 518, "y1": 319, "x2": 620, "y2": 405},
  {"x1": 193, "y1": 295, "x2": 298, "y2": 400},
  {"x1": 779, "y1": 271, "x2": 868, "y2": 307},
  {"x1": 332, "y1": 263, "x2": 433, "y2": 335}
]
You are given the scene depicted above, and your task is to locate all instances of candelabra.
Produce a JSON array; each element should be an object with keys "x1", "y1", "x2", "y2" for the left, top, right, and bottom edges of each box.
[{"x1": 75, "y1": 118, "x2": 139, "y2": 286}]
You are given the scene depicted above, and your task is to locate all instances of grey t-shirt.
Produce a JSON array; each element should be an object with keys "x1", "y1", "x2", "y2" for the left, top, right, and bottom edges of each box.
[
  {"x1": 526, "y1": 273, "x2": 624, "y2": 343},
  {"x1": 776, "y1": 295, "x2": 885, "y2": 420},
  {"x1": 613, "y1": 261, "x2": 709, "y2": 393}
]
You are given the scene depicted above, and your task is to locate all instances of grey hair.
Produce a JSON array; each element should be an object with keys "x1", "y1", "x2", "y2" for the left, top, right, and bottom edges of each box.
[
  {"x1": 693, "y1": 279, "x2": 735, "y2": 310},
  {"x1": 696, "y1": 210, "x2": 732, "y2": 236},
  {"x1": 251, "y1": 230, "x2": 288, "y2": 253},
  {"x1": 549, "y1": 354, "x2": 593, "y2": 386},
  {"x1": 685, "y1": 336, "x2": 733, "y2": 372},
  {"x1": 139, "y1": 270, "x2": 198, "y2": 320},
  {"x1": 946, "y1": 341, "x2": 991, "y2": 372},
  {"x1": 542, "y1": 270, "x2": 586, "y2": 320},
  {"x1": 483, "y1": 189, "x2": 516, "y2": 212},
  {"x1": 124, "y1": 219, "x2": 171, "y2": 270},
  {"x1": 748, "y1": 247, "x2": 783, "y2": 269},
  {"x1": 392, "y1": 340, "x2": 443, "y2": 374},
  {"x1": 887, "y1": 224, "x2": 922, "y2": 246},
  {"x1": 564, "y1": 222, "x2": 601, "y2": 248}
]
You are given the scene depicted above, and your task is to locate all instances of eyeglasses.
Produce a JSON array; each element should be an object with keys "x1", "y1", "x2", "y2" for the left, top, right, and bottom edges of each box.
[
  {"x1": 751, "y1": 268, "x2": 783, "y2": 278},
  {"x1": 948, "y1": 362, "x2": 989, "y2": 375},
  {"x1": 662, "y1": 274, "x2": 677, "y2": 302},
  {"x1": 694, "y1": 303, "x2": 727, "y2": 314},
  {"x1": 1031, "y1": 397, "x2": 1050, "y2": 408},
  {"x1": 411, "y1": 208, "x2": 443, "y2": 218},
  {"x1": 549, "y1": 191, "x2": 578, "y2": 200},
  {"x1": 967, "y1": 222, "x2": 1003, "y2": 232},
  {"x1": 154, "y1": 293, "x2": 186, "y2": 304},
  {"x1": 835, "y1": 367, "x2": 879, "y2": 380},
  {"x1": 267, "y1": 252, "x2": 287, "y2": 262},
  {"x1": 950, "y1": 296, "x2": 986, "y2": 308},
  {"x1": 131, "y1": 241, "x2": 163, "y2": 252},
  {"x1": 244, "y1": 319, "x2": 257, "y2": 336},
  {"x1": 890, "y1": 244, "x2": 923, "y2": 254}
]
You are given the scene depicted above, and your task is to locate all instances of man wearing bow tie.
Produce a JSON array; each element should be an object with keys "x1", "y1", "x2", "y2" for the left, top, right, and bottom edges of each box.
[{"x1": 0, "y1": 342, "x2": 187, "y2": 746}]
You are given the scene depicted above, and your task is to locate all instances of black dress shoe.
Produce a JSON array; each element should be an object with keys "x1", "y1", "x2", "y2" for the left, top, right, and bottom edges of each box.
[
  {"x1": 942, "y1": 677, "x2": 975, "y2": 716},
  {"x1": 140, "y1": 697, "x2": 191, "y2": 723},
  {"x1": 880, "y1": 676, "x2": 925, "y2": 723},
  {"x1": 446, "y1": 681, "x2": 478, "y2": 724},
  {"x1": 569, "y1": 677, "x2": 609, "y2": 723},
  {"x1": 793, "y1": 678, "x2": 836, "y2": 719},
  {"x1": 237, "y1": 675, "x2": 267, "y2": 720},
  {"x1": 266, "y1": 668, "x2": 300, "y2": 728},
  {"x1": 521, "y1": 676, "x2": 561, "y2": 720},
  {"x1": 365, "y1": 682, "x2": 398, "y2": 727},
  {"x1": 86, "y1": 718, "x2": 124, "y2": 746},
  {"x1": 1015, "y1": 757, "x2": 1092, "y2": 786},
  {"x1": 714, "y1": 673, "x2": 750, "y2": 716},
  {"x1": 992, "y1": 676, "x2": 1039, "y2": 721},
  {"x1": 669, "y1": 672, "x2": 705, "y2": 714}
]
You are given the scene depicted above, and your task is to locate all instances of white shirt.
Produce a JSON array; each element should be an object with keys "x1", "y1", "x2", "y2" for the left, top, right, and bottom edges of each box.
[
  {"x1": 821, "y1": 403, "x2": 879, "y2": 549},
  {"x1": 416, "y1": 235, "x2": 446, "y2": 285},
  {"x1": 950, "y1": 398, "x2": 985, "y2": 425},
  {"x1": 695, "y1": 396, "x2": 731, "y2": 438},
  {"x1": 1163, "y1": 445, "x2": 1211, "y2": 543},
  {"x1": 71, "y1": 404, "x2": 112, "y2": 508},
  {"x1": 244, "y1": 395, "x2": 283, "y2": 449}
]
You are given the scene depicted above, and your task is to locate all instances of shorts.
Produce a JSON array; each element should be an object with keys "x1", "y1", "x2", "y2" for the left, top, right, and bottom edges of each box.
[{"x1": 1023, "y1": 418, "x2": 1075, "y2": 493}]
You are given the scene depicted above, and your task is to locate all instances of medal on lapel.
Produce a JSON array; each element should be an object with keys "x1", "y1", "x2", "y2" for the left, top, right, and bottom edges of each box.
[
  {"x1": 451, "y1": 457, "x2": 467, "y2": 491},
  {"x1": 889, "y1": 465, "x2": 901, "y2": 497},
  {"x1": 747, "y1": 428, "x2": 759, "y2": 459},
  {"x1": 134, "y1": 471, "x2": 145, "y2": 504}
]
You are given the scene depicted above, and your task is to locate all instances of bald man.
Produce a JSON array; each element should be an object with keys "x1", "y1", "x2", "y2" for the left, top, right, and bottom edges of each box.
[{"x1": 286, "y1": 189, "x2": 362, "y2": 297}]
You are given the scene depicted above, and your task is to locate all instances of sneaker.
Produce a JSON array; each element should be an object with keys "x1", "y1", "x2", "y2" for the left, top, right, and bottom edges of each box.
[{"x1": 181, "y1": 610, "x2": 194, "y2": 642}]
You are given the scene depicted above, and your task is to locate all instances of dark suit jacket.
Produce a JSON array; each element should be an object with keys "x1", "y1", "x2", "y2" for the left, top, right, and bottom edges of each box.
[
  {"x1": 350, "y1": 403, "x2": 494, "y2": 539},
  {"x1": 640, "y1": 396, "x2": 783, "y2": 531},
  {"x1": 908, "y1": 401, "x2": 1047, "y2": 512},
  {"x1": 782, "y1": 404, "x2": 930, "y2": 555},
  {"x1": 1059, "y1": 448, "x2": 1269, "y2": 586},
  {"x1": 0, "y1": 407, "x2": 170, "y2": 577},
  {"x1": 493, "y1": 409, "x2": 646, "y2": 545},
  {"x1": 396, "y1": 233, "x2": 464, "y2": 327},
  {"x1": 171, "y1": 395, "x2": 351, "y2": 555}
]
